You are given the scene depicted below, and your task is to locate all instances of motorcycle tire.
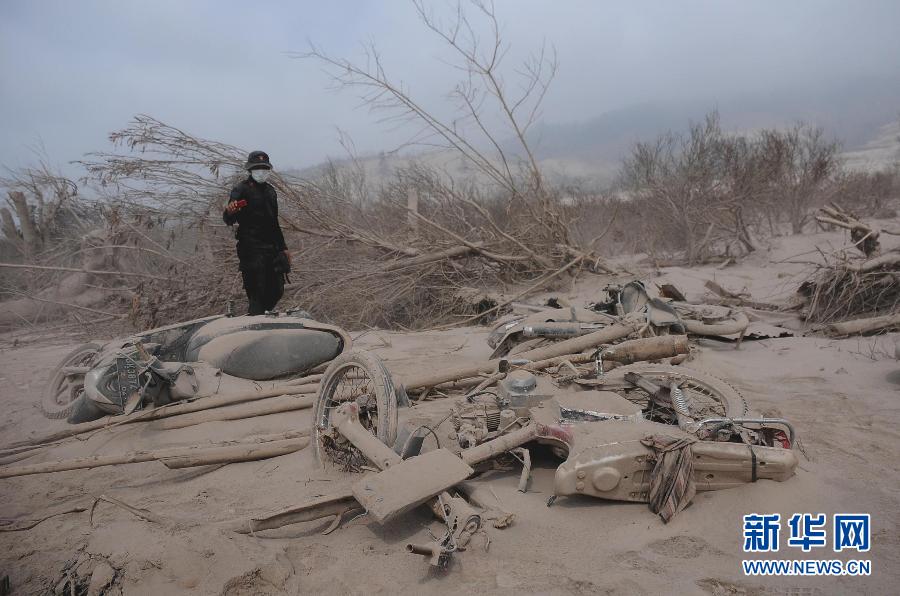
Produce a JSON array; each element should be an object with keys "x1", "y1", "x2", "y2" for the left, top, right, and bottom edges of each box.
[
  {"x1": 41, "y1": 342, "x2": 102, "y2": 420},
  {"x1": 311, "y1": 350, "x2": 399, "y2": 466},
  {"x1": 598, "y1": 363, "x2": 749, "y2": 419}
]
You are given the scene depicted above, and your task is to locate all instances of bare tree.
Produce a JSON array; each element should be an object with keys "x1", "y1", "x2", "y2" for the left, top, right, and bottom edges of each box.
[
  {"x1": 759, "y1": 124, "x2": 840, "y2": 234},
  {"x1": 295, "y1": 0, "x2": 588, "y2": 271},
  {"x1": 80, "y1": 114, "x2": 247, "y2": 217},
  {"x1": 0, "y1": 160, "x2": 86, "y2": 261},
  {"x1": 622, "y1": 113, "x2": 845, "y2": 265},
  {"x1": 621, "y1": 113, "x2": 734, "y2": 265},
  {"x1": 2, "y1": 3, "x2": 622, "y2": 331}
]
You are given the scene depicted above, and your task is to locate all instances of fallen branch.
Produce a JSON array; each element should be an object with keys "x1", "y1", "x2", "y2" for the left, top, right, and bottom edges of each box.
[
  {"x1": 403, "y1": 320, "x2": 640, "y2": 391},
  {"x1": 0, "y1": 506, "x2": 87, "y2": 532},
  {"x1": 0, "y1": 432, "x2": 309, "y2": 479},
  {"x1": 431, "y1": 255, "x2": 585, "y2": 331},
  {"x1": 151, "y1": 393, "x2": 315, "y2": 431},
  {"x1": 382, "y1": 245, "x2": 479, "y2": 272},
  {"x1": 816, "y1": 205, "x2": 880, "y2": 256},
  {"x1": 704, "y1": 280, "x2": 781, "y2": 311},
  {"x1": 226, "y1": 491, "x2": 358, "y2": 535},
  {"x1": 427, "y1": 339, "x2": 678, "y2": 396},
  {"x1": 0, "y1": 448, "x2": 42, "y2": 466},
  {"x1": 827, "y1": 313, "x2": 900, "y2": 337},
  {"x1": 160, "y1": 435, "x2": 309, "y2": 469},
  {"x1": 90, "y1": 494, "x2": 163, "y2": 526},
  {"x1": 2, "y1": 385, "x2": 318, "y2": 451},
  {"x1": 283, "y1": 373, "x2": 324, "y2": 386},
  {"x1": 4, "y1": 289, "x2": 125, "y2": 319},
  {"x1": 842, "y1": 252, "x2": 900, "y2": 273},
  {"x1": 0, "y1": 262, "x2": 169, "y2": 281},
  {"x1": 515, "y1": 335, "x2": 689, "y2": 373},
  {"x1": 405, "y1": 208, "x2": 531, "y2": 265}
]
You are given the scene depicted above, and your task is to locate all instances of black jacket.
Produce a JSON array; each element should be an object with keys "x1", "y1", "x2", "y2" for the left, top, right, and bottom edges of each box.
[{"x1": 223, "y1": 178, "x2": 287, "y2": 255}]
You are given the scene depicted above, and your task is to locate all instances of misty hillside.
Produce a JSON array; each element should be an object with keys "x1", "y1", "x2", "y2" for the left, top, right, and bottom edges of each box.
[
  {"x1": 842, "y1": 120, "x2": 900, "y2": 172},
  {"x1": 529, "y1": 75, "x2": 900, "y2": 163},
  {"x1": 290, "y1": 75, "x2": 900, "y2": 187}
]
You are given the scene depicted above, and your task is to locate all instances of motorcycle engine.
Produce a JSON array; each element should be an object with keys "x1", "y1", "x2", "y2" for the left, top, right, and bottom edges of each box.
[{"x1": 451, "y1": 370, "x2": 554, "y2": 449}]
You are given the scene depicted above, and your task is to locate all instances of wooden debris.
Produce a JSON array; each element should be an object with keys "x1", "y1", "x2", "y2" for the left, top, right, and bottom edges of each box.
[
  {"x1": 403, "y1": 321, "x2": 640, "y2": 392},
  {"x1": 151, "y1": 394, "x2": 315, "y2": 431},
  {"x1": 0, "y1": 261, "x2": 169, "y2": 281},
  {"x1": 2, "y1": 385, "x2": 319, "y2": 451},
  {"x1": 827, "y1": 313, "x2": 900, "y2": 337},
  {"x1": 0, "y1": 506, "x2": 87, "y2": 532},
  {"x1": 90, "y1": 495, "x2": 163, "y2": 526},
  {"x1": 282, "y1": 373, "x2": 324, "y2": 386},
  {"x1": 160, "y1": 436, "x2": 309, "y2": 469},
  {"x1": 0, "y1": 432, "x2": 309, "y2": 479},
  {"x1": 228, "y1": 492, "x2": 359, "y2": 535},
  {"x1": 815, "y1": 205, "x2": 881, "y2": 256},
  {"x1": 704, "y1": 280, "x2": 781, "y2": 311}
]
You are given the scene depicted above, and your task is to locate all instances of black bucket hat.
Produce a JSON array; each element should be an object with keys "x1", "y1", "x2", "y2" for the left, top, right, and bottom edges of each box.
[{"x1": 244, "y1": 150, "x2": 272, "y2": 170}]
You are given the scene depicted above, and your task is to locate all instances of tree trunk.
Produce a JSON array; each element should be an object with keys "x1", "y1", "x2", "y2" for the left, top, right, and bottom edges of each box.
[
  {"x1": 0, "y1": 207, "x2": 22, "y2": 253},
  {"x1": 7, "y1": 191, "x2": 42, "y2": 257},
  {"x1": 407, "y1": 187, "x2": 419, "y2": 233}
]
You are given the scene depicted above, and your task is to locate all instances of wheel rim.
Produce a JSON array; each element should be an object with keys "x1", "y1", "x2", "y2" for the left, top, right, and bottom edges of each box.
[
  {"x1": 48, "y1": 349, "x2": 99, "y2": 410},
  {"x1": 618, "y1": 373, "x2": 730, "y2": 423},
  {"x1": 315, "y1": 362, "x2": 383, "y2": 471}
]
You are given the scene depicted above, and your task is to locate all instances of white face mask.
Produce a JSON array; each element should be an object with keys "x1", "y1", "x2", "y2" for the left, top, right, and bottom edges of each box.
[{"x1": 251, "y1": 169, "x2": 271, "y2": 183}]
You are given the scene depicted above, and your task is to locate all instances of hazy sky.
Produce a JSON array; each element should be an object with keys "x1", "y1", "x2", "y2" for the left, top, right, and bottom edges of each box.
[{"x1": 2, "y1": 0, "x2": 899, "y2": 174}]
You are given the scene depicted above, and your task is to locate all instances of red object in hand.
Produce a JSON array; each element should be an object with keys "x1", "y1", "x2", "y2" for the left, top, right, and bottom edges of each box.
[{"x1": 227, "y1": 199, "x2": 247, "y2": 214}]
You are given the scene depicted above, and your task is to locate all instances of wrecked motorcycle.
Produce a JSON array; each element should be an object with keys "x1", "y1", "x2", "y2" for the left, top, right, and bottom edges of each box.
[
  {"x1": 300, "y1": 350, "x2": 796, "y2": 568},
  {"x1": 42, "y1": 312, "x2": 351, "y2": 424},
  {"x1": 487, "y1": 280, "x2": 750, "y2": 358}
]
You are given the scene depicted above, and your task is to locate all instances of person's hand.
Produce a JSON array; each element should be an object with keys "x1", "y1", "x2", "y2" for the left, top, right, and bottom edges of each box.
[
  {"x1": 226, "y1": 199, "x2": 246, "y2": 214},
  {"x1": 283, "y1": 250, "x2": 292, "y2": 264}
]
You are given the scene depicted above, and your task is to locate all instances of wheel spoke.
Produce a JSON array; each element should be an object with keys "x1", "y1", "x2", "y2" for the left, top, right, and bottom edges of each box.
[{"x1": 315, "y1": 358, "x2": 393, "y2": 472}]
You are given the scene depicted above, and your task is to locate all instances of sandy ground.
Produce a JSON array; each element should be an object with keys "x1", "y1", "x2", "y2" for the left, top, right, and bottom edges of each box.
[{"x1": 1, "y1": 227, "x2": 899, "y2": 595}]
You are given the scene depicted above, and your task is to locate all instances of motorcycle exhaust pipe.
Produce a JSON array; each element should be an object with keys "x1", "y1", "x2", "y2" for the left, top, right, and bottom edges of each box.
[{"x1": 523, "y1": 322, "x2": 600, "y2": 339}]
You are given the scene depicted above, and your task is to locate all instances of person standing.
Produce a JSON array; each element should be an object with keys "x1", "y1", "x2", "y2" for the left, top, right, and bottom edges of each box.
[{"x1": 223, "y1": 150, "x2": 291, "y2": 315}]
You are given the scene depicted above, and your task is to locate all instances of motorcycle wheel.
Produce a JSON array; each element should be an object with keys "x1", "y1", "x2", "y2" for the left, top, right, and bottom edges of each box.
[
  {"x1": 311, "y1": 351, "x2": 399, "y2": 467},
  {"x1": 41, "y1": 342, "x2": 102, "y2": 420},
  {"x1": 599, "y1": 363, "x2": 748, "y2": 421}
]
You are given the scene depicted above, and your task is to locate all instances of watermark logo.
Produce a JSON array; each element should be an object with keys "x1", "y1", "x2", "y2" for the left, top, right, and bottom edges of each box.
[
  {"x1": 834, "y1": 514, "x2": 870, "y2": 553},
  {"x1": 743, "y1": 513, "x2": 781, "y2": 553},
  {"x1": 787, "y1": 513, "x2": 827, "y2": 552},
  {"x1": 741, "y1": 513, "x2": 872, "y2": 576}
]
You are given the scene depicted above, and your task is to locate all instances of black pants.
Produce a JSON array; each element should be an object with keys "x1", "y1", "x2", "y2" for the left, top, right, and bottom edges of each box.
[{"x1": 240, "y1": 250, "x2": 284, "y2": 315}]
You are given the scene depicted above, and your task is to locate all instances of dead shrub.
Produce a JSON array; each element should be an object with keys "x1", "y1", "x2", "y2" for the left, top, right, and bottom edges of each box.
[{"x1": 620, "y1": 113, "x2": 843, "y2": 265}]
